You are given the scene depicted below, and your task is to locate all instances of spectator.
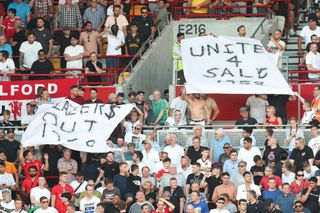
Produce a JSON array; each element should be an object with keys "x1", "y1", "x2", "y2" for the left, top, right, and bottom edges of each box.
[
  {"x1": 285, "y1": 117, "x2": 305, "y2": 153},
  {"x1": 264, "y1": 106, "x2": 283, "y2": 128},
  {"x1": 84, "y1": 52, "x2": 103, "y2": 84},
  {"x1": 308, "y1": 125, "x2": 320, "y2": 156},
  {"x1": 281, "y1": 161, "x2": 295, "y2": 185},
  {"x1": 237, "y1": 25, "x2": 246, "y2": 37},
  {"x1": 0, "y1": 150, "x2": 18, "y2": 186},
  {"x1": 12, "y1": 199, "x2": 27, "y2": 213},
  {"x1": 236, "y1": 171, "x2": 261, "y2": 201},
  {"x1": 185, "y1": 191, "x2": 208, "y2": 213},
  {"x1": 104, "y1": 5, "x2": 129, "y2": 35},
  {"x1": 300, "y1": 177, "x2": 320, "y2": 213},
  {"x1": 187, "y1": 0, "x2": 210, "y2": 14},
  {"x1": 129, "y1": 191, "x2": 155, "y2": 213},
  {"x1": 1, "y1": 9, "x2": 22, "y2": 41},
  {"x1": 51, "y1": 172, "x2": 74, "y2": 211},
  {"x1": 8, "y1": 0, "x2": 30, "y2": 26},
  {"x1": 34, "y1": 196, "x2": 58, "y2": 213},
  {"x1": 125, "y1": 23, "x2": 142, "y2": 56},
  {"x1": 259, "y1": 166, "x2": 282, "y2": 191},
  {"x1": 235, "y1": 107, "x2": 258, "y2": 126},
  {"x1": 237, "y1": 199, "x2": 248, "y2": 213},
  {"x1": 55, "y1": 29, "x2": 71, "y2": 69},
  {"x1": 262, "y1": 177, "x2": 282, "y2": 202},
  {"x1": 79, "y1": 185, "x2": 100, "y2": 212},
  {"x1": 186, "y1": 137, "x2": 204, "y2": 164},
  {"x1": 124, "y1": 123, "x2": 146, "y2": 146},
  {"x1": 133, "y1": 7, "x2": 155, "y2": 43},
  {"x1": 21, "y1": 103, "x2": 35, "y2": 126},
  {"x1": 149, "y1": 90, "x2": 168, "y2": 125},
  {"x1": 163, "y1": 177, "x2": 185, "y2": 213},
  {"x1": 230, "y1": 161, "x2": 247, "y2": 187},
  {"x1": 0, "y1": 110, "x2": 13, "y2": 127},
  {"x1": 246, "y1": 190, "x2": 264, "y2": 212},
  {"x1": 290, "y1": 137, "x2": 314, "y2": 171},
  {"x1": 31, "y1": 17, "x2": 53, "y2": 56},
  {"x1": 151, "y1": 198, "x2": 175, "y2": 213},
  {"x1": 0, "y1": 35, "x2": 12, "y2": 57},
  {"x1": 29, "y1": 0, "x2": 53, "y2": 21},
  {"x1": 250, "y1": 155, "x2": 265, "y2": 185},
  {"x1": 178, "y1": 156, "x2": 192, "y2": 179},
  {"x1": 54, "y1": 0, "x2": 83, "y2": 29},
  {"x1": 223, "y1": 149, "x2": 240, "y2": 175},
  {"x1": 173, "y1": 33, "x2": 185, "y2": 84},
  {"x1": 80, "y1": 21, "x2": 101, "y2": 55},
  {"x1": 0, "y1": 50, "x2": 15, "y2": 82},
  {"x1": 263, "y1": 137, "x2": 286, "y2": 167},
  {"x1": 292, "y1": 200, "x2": 312, "y2": 213},
  {"x1": 306, "y1": 42, "x2": 320, "y2": 79},
  {"x1": 302, "y1": 161, "x2": 318, "y2": 179},
  {"x1": 298, "y1": 17, "x2": 320, "y2": 55},
  {"x1": 19, "y1": 32, "x2": 43, "y2": 76},
  {"x1": 275, "y1": 183, "x2": 295, "y2": 212},
  {"x1": 112, "y1": 162, "x2": 128, "y2": 200},
  {"x1": 64, "y1": 35, "x2": 84, "y2": 78},
  {"x1": 246, "y1": 94, "x2": 268, "y2": 124},
  {"x1": 11, "y1": 20, "x2": 25, "y2": 67},
  {"x1": 0, "y1": 161, "x2": 16, "y2": 194},
  {"x1": 240, "y1": 127, "x2": 256, "y2": 148},
  {"x1": 218, "y1": 143, "x2": 232, "y2": 165},
  {"x1": 186, "y1": 125, "x2": 208, "y2": 148},
  {"x1": 20, "y1": 150, "x2": 47, "y2": 178},
  {"x1": 4, "y1": 129, "x2": 20, "y2": 163},
  {"x1": 57, "y1": 149, "x2": 78, "y2": 184},
  {"x1": 238, "y1": 137, "x2": 261, "y2": 171},
  {"x1": 266, "y1": 29, "x2": 286, "y2": 70},
  {"x1": 185, "y1": 163, "x2": 204, "y2": 195},
  {"x1": 267, "y1": 94, "x2": 296, "y2": 125},
  {"x1": 159, "y1": 164, "x2": 186, "y2": 195},
  {"x1": 154, "y1": 0, "x2": 168, "y2": 31},
  {"x1": 83, "y1": 0, "x2": 105, "y2": 30},
  {"x1": 212, "y1": 172, "x2": 236, "y2": 204},
  {"x1": 30, "y1": 176, "x2": 51, "y2": 207},
  {"x1": 204, "y1": 95, "x2": 220, "y2": 124},
  {"x1": 209, "y1": 197, "x2": 228, "y2": 213},
  {"x1": 210, "y1": 129, "x2": 231, "y2": 163},
  {"x1": 30, "y1": 49, "x2": 55, "y2": 80},
  {"x1": 290, "y1": 170, "x2": 310, "y2": 195},
  {"x1": 163, "y1": 134, "x2": 184, "y2": 167},
  {"x1": 84, "y1": 88, "x2": 103, "y2": 104},
  {"x1": 106, "y1": 0, "x2": 124, "y2": 16}
]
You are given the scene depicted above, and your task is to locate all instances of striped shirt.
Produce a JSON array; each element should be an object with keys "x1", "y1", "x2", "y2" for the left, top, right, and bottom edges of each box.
[
  {"x1": 54, "y1": 4, "x2": 83, "y2": 29},
  {"x1": 83, "y1": 5, "x2": 106, "y2": 29}
]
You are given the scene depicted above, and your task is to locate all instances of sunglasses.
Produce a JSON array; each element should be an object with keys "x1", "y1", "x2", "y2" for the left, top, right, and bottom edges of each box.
[
  {"x1": 135, "y1": 127, "x2": 141, "y2": 130},
  {"x1": 141, "y1": 11, "x2": 148, "y2": 14},
  {"x1": 217, "y1": 202, "x2": 225, "y2": 204},
  {"x1": 238, "y1": 165, "x2": 245, "y2": 167},
  {"x1": 295, "y1": 205, "x2": 302, "y2": 208},
  {"x1": 223, "y1": 147, "x2": 230, "y2": 149},
  {"x1": 297, "y1": 174, "x2": 304, "y2": 177},
  {"x1": 41, "y1": 201, "x2": 49, "y2": 204}
]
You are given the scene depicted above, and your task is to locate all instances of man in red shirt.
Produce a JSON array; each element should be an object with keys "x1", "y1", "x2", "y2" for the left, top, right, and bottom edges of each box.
[
  {"x1": 151, "y1": 198, "x2": 175, "y2": 213},
  {"x1": 51, "y1": 172, "x2": 74, "y2": 213},
  {"x1": 66, "y1": 85, "x2": 85, "y2": 105},
  {"x1": 21, "y1": 166, "x2": 39, "y2": 197},
  {"x1": 20, "y1": 150, "x2": 48, "y2": 178},
  {"x1": 1, "y1": 8, "x2": 22, "y2": 41}
]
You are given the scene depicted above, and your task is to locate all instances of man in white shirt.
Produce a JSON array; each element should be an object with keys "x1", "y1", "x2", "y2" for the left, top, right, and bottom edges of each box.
[
  {"x1": 141, "y1": 139, "x2": 160, "y2": 169},
  {"x1": 239, "y1": 127, "x2": 256, "y2": 147},
  {"x1": 267, "y1": 29, "x2": 286, "y2": 70},
  {"x1": 308, "y1": 124, "x2": 320, "y2": 156},
  {"x1": 124, "y1": 124, "x2": 146, "y2": 147},
  {"x1": 21, "y1": 103, "x2": 35, "y2": 126},
  {"x1": 236, "y1": 172, "x2": 261, "y2": 200},
  {"x1": 186, "y1": 124, "x2": 209, "y2": 148},
  {"x1": 34, "y1": 196, "x2": 58, "y2": 213},
  {"x1": 163, "y1": 134, "x2": 185, "y2": 167},
  {"x1": 238, "y1": 137, "x2": 261, "y2": 171},
  {"x1": 246, "y1": 95, "x2": 269, "y2": 123},
  {"x1": 0, "y1": 50, "x2": 15, "y2": 81},
  {"x1": 169, "y1": 91, "x2": 188, "y2": 125},
  {"x1": 64, "y1": 36, "x2": 84, "y2": 78},
  {"x1": 19, "y1": 32, "x2": 43, "y2": 71},
  {"x1": 306, "y1": 42, "x2": 320, "y2": 79},
  {"x1": 12, "y1": 199, "x2": 27, "y2": 213},
  {"x1": 298, "y1": 17, "x2": 320, "y2": 54},
  {"x1": 79, "y1": 185, "x2": 100, "y2": 212}
]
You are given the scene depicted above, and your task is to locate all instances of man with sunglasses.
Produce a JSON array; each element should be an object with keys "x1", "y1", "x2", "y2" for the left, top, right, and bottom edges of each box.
[
  {"x1": 30, "y1": 49, "x2": 55, "y2": 80},
  {"x1": 124, "y1": 124, "x2": 146, "y2": 146},
  {"x1": 34, "y1": 196, "x2": 58, "y2": 213},
  {"x1": 132, "y1": 7, "x2": 155, "y2": 43},
  {"x1": 292, "y1": 200, "x2": 312, "y2": 213},
  {"x1": 209, "y1": 197, "x2": 228, "y2": 213}
]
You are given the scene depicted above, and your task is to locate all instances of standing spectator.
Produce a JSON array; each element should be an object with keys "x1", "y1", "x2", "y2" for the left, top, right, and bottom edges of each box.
[
  {"x1": 4, "y1": 130, "x2": 20, "y2": 163},
  {"x1": 290, "y1": 137, "x2": 314, "y2": 171},
  {"x1": 34, "y1": 196, "x2": 58, "y2": 213},
  {"x1": 85, "y1": 88, "x2": 103, "y2": 104},
  {"x1": 200, "y1": 164, "x2": 222, "y2": 202},
  {"x1": 20, "y1": 150, "x2": 47, "y2": 178},
  {"x1": 21, "y1": 166, "x2": 39, "y2": 201},
  {"x1": 159, "y1": 164, "x2": 186, "y2": 193},
  {"x1": 30, "y1": 176, "x2": 51, "y2": 207},
  {"x1": 84, "y1": 52, "x2": 103, "y2": 84},
  {"x1": 186, "y1": 125, "x2": 208, "y2": 148},
  {"x1": 124, "y1": 124, "x2": 146, "y2": 146},
  {"x1": 173, "y1": 33, "x2": 185, "y2": 84},
  {"x1": 263, "y1": 137, "x2": 286, "y2": 168},
  {"x1": 267, "y1": 29, "x2": 286, "y2": 70},
  {"x1": 106, "y1": 0, "x2": 124, "y2": 16},
  {"x1": 186, "y1": 137, "x2": 204, "y2": 164},
  {"x1": 209, "y1": 197, "x2": 228, "y2": 213},
  {"x1": 0, "y1": 161, "x2": 16, "y2": 193},
  {"x1": 218, "y1": 143, "x2": 231, "y2": 165},
  {"x1": 267, "y1": 94, "x2": 296, "y2": 125},
  {"x1": 275, "y1": 183, "x2": 296, "y2": 213},
  {"x1": 301, "y1": 177, "x2": 320, "y2": 213},
  {"x1": 79, "y1": 185, "x2": 100, "y2": 213},
  {"x1": 54, "y1": 0, "x2": 83, "y2": 29},
  {"x1": 0, "y1": 35, "x2": 12, "y2": 56},
  {"x1": 12, "y1": 199, "x2": 27, "y2": 213},
  {"x1": 41, "y1": 145, "x2": 60, "y2": 187},
  {"x1": 311, "y1": 86, "x2": 320, "y2": 122},
  {"x1": 163, "y1": 177, "x2": 185, "y2": 213},
  {"x1": 210, "y1": 129, "x2": 231, "y2": 163},
  {"x1": 223, "y1": 149, "x2": 240, "y2": 175},
  {"x1": 246, "y1": 190, "x2": 265, "y2": 212},
  {"x1": 125, "y1": 23, "x2": 142, "y2": 56},
  {"x1": 133, "y1": 7, "x2": 155, "y2": 43},
  {"x1": 298, "y1": 17, "x2": 320, "y2": 54},
  {"x1": 104, "y1": 5, "x2": 129, "y2": 35},
  {"x1": 113, "y1": 162, "x2": 128, "y2": 200},
  {"x1": 250, "y1": 155, "x2": 265, "y2": 185},
  {"x1": 285, "y1": 117, "x2": 304, "y2": 153},
  {"x1": 185, "y1": 163, "x2": 204, "y2": 195},
  {"x1": 187, "y1": 0, "x2": 210, "y2": 14},
  {"x1": 83, "y1": 0, "x2": 105, "y2": 30},
  {"x1": 57, "y1": 149, "x2": 78, "y2": 184},
  {"x1": 150, "y1": 90, "x2": 168, "y2": 125},
  {"x1": 281, "y1": 161, "x2": 295, "y2": 184},
  {"x1": 151, "y1": 198, "x2": 175, "y2": 213},
  {"x1": 0, "y1": 50, "x2": 15, "y2": 82},
  {"x1": 51, "y1": 172, "x2": 74, "y2": 211},
  {"x1": 235, "y1": 107, "x2": 258, "y2": 126},
  {"x1": 308, "y1": 125, "x2": 320, "y2": 156},
  {"x1": 259, "y1": 166, "x2": 282, "y2": 191},
  {"x1": 212, "y1": 172, "x2": 236, "y2": 204},
  {"x1": 163, "y1": 134, "x2": 184, "y2": 167},
  {"x1": 11, "y1": 20, "x2": 25, "y2": 67},
  {"x1": 64, "y1": 35, "x2": 84, "y2": 78},
  {"x1": 55, "y1": 29, "x2": 71, "y2": 69},
  {"x1": 246, "y1": 95, "x2": 269, "y2": 124},
  {"x1": 8, "y1": 0, "x2": 30, "y2": 27},
  {"x1": 31, "y1": 17, "x2": 53, "y2": 56},
  {"x1": 185, "y1": 191, "x2": 208, "y2": 213},
  {"x1": 306, "y1": 42, "x2": 320, "y2": 79},
  {"x1": 236, "y1": 171, "x2": 261, "y2": 201},
  {"x1": 21, "y1": 103, "x2": 35, "y2": 126},
  {"x1": 239, "y1": 128, "x2": 256, "y2": 147},
  {"x1": 264, "y1": 106, "x2": 283, "y2": 128},
  {"x1": 129, "y1": 191, "x2": 155, "y2": 213},
  {"x1": 1, "y1": 9, "x2": 22, "y2": 41},
  {"x1": 80, "y1": 21, "x2": 101, "y2": 55},
  {"x1": 154, "y1": 0, "x2": 168, "y2": 31},
  {"x1": 292, "y1": 200, "x2": 312, "y2": 213},
  {"x1": 29, "y1": 0, "x2": 53, "y2": 21},
  {"x1": 30, "y1": 49, "x2": 55, "y2": 80},
  {"x1": 19, "y1": 32, "x2": 43, "y2": 75},
  {"x1": 101, "y1": 152, "x2": 119, "y2": 180},
  {"x1": 262, "y1": 178, "x2": 282, "y2": 202},
  {"x1": 238, "y1": 137, "x2": 261, "y2": 171}
]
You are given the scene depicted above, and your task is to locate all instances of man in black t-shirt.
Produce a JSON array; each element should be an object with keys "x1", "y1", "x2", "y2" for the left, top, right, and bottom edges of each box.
[
  {"x1": 4, "y1": 129, "x2": 20, "y2": 162},
  {"x1": 84, "y1": 52, "x2": 103, "y2": 84},
  {"x1": 133, "y1": 7, "x2": 155, "y2": 43},
  {"x1": 163, "y1": 177, "x2": 185, "y2": 213},
  {"x1": 127, "y1": 164, "x2": 141, "y2": 197},
  {"x1": 185, "y1": 163, "x2": 204, "y2": 194},
  {"x1": 101, "y1": 152, "x2": 120, "y2": 179},
  {"x1": 30, "y1": 49, "x2": 54, "y2": 80},
  {"x1": 235, "y1": 107, "x2": 258, "y2": 126},
  {"x1": 247, "y1": 190, "x2": 265, "y2": 213},
  {"x1": 263, "y1": 137, "x2": 286, "y2": 168},
  {"x1": 290, "y1": 137, "x2": 314, "y2": 171},
  {"x1": 301, "y1": 177, "x2": 320, "y2": 213},
  {"x1": 250, "y1": 155, "x2": 265, "y2": 185},
  {"x1": 186, "y1": 136, "x2": 204, "y2": 164},
  {"x1": 125, "y1": 23, "x2": 142, "y2": 55}
]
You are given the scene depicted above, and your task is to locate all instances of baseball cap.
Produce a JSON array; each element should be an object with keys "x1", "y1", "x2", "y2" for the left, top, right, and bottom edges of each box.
[{"x1": 240, "y1": 107, "x2": 248, "y2": 113}]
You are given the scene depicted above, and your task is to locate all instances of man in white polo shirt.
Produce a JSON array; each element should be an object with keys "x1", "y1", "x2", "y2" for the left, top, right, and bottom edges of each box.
[{"x1": 306, "y1": 42, "x2": 320, "y2": 79}]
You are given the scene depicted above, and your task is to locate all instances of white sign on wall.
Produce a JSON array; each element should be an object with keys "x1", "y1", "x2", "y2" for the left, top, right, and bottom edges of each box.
[
  {"x1": 21, "y1": 100, "x2": 133, "y2": 153},
  {"x1": 181, "y1": 36, "x2": 293, "y2": 95}
]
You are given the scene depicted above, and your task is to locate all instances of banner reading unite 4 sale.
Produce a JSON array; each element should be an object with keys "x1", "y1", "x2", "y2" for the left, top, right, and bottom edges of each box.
[{"x1": 181, "y1": 36, "x2": 293, "y2": 95}]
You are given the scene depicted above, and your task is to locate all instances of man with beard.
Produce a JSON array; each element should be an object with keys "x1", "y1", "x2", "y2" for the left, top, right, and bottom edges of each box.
[
  {"x1": 80, "y1": 21, "x2": 101, "y2": 56},
  {"x1": 185, "y1": 94, "x2": 208, "y2": 126}
]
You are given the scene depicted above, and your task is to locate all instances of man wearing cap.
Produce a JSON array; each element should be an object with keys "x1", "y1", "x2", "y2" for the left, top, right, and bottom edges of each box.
[
  {"x1": 141, "y1": 139, "x2": 160, "y2": 171},
  {"x1": 235, "y1": 107, "x2": 257, "y2": 126},
  {"x1": 298, "y1": 15, "x2": 320, "y2": 55}
]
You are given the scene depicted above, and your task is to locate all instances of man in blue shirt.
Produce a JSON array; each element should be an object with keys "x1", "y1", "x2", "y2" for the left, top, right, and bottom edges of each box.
[
  {"x1": 210, "y1": 129, "x2": 231, "y2": 162},
  {"x1": 276, "y1": 183, "x2": 296, "y2": 213},
  {"x1": 0, "y1": 35, "x2": 12, "y2": 56},
  {"x1": 8, "y1": 0, "x2": 30, "y2": 26},
  {"x1": 262, "y1": 177, "x2": 282, "y2": 202},
  {"x1": 185, "y1": 191, "x2": 209, "y2": 213},
  {"x1": 223, "y1": 149, "x2": 240, "y2": 175}
]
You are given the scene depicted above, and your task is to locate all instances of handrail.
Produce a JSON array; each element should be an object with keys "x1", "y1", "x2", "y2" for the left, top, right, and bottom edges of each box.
[{"x1": 251, "y1": 13, "x2": 270, "y2": 39}]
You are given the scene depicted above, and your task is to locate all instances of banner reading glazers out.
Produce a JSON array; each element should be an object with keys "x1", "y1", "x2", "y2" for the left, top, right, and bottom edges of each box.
[{"x1": 0, "y1": 79, "x2": 79, "y2": 120}]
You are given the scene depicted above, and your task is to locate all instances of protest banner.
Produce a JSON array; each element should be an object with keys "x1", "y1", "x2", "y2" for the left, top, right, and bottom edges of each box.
[
  {"x1": 21, "y1": 99, "x2": 133, "y2": 153},
  {"x1": 0, "y1": 79, "x2": 78, "y2": 120},
  {"x1": 181, "y1": 36, "x2": 293, "y2": 95}
]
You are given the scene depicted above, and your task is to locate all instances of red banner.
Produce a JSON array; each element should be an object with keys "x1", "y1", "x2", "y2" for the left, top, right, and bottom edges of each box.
[{"x1": 0, "y1": 79, "x2": 79, "y2": 100}]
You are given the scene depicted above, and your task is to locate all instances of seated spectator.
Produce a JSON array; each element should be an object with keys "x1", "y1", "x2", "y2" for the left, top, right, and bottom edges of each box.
[
  {"x1": 30, "y1": 49, "x2": 55, "y2": 80},
  {"x1": 236, "y1": 171, "x2": 261, "y2": 201},
  {"x1": 275, "y1": 183, "x2": 295, "y2": 213},
  {"x1": 262, "y1": 177, "x2": 282, "y2": 202},
  {"x1": 259, "y1": 166, "x2": 282, "y2": 191},
  {"x1": 212, "y1": 172, "x2": 236, "y2": 204},
  {"x1": 292, "y1": 200, "x2": 312, "y2": 213},
  {"x1": 1, "y1": 8, "x2": 22, "y2": 41},
  {"x1": 209, "y1": 197, "x2": 228, "y2": 213},
  {"x1": 64, "y1": 35, "x2": 84, "y2": 78},
  {"x1": 239, "y1": 127, "x2": 257, "y2": 147},
  {"x1": 0, "y1": 35, "x2": 12, "y2": 57},
  {"x1": 290, "y1": 137, "x2": 314, "y2": 171},
  {"x1": 0, "y1": 50, "x2": 15, "y2": 82},
  {"x1": 263, "y1": 137, "x2": 286, "y2": 167},
  {"x1": 165, "y1": 110, "x2": 184, "y2": 127},
  {"x1": 290, "y1": 170, "x2": 310, "y2": 195},
  {"x1": 305, "y1": 34, "x2": 320, "y2": 53},
  {"x1": 83, "y1": 0, "x2": 105, "y2": 30},
  {"x1": 80, "y1": 21, "x2": 101, "y2": 55},
  {"x1": 13, "y1": 199, "x2": 27, "y2": 213},
  {"x1": 246, "y1": 94, "x2": 268, "y2": 124},
  {"x1": 306, "y1": 42, "x2": 320, "y2": 79},
  {"x1": 34, "y1": 196, "x2": 58, "y2": 213},
  {"x1": 30, "y1": 176, "x2": 51, "y2": 207},
  {"x1": 21, "y1": 103, "x2": 35, "y2": 126},
  {"x1": 0, "y1": 190, "x2": 14, "y2": 211},
  {"x1": 186, "y1": 191, "x2": 208, "y2": 213},
  {"x1": 104, "y1": 5, "x2": 129, "y2": 35},
  {"x1": 79, "y1": 185, "x2": 100, "y2": 212},
  {"x1": 238, "y1": 137, "x2": 261, "y2": 171},
  {"x1": 306, "y1": 124, "x2": 320, "y2": 156},
  {"x1": 210, "y1": 129, "x2": 231, "y2": 163},
  {"x1": 31, "y1": 17, "x2": 53, "y2": 56},
  {"x1": 230, "y1": 161, "x2": 248, "y2": 187},
  {"x1": 281, "y1": 161, "x2": 295, "y2": 185},
  {"x1": 178, "y1": 156, "x2": 192, "y2": 180},
  {"x1": 235, "y1": 107, "x2": 258, "y2": 126},
  {"x1": 159, "y1": 164, "x2": 186, "y2": 195},
  {"x1": 247, "y1": 190, "x2": 264, "y2": 212},
  {"x1": 186, "y1": 125, "x2": 209, "y2": 148},
  {"x1": 218, "y1": 143, "x2": 231, "y2": 165},
  {"x1": 154, "y1": 0, "x2": 168, "y2": 31},
  {"x1": 301, "y1": 177, "x2": 320, "y2": 213},
  {"x1": 54, "y1": 0, "x2": 83, "y2": 30},
  {"x1": 185, "y1": 163, "x2": 205, "y2": 194},
  {"x1": 151, "y1": 198, "x2": 175, "y2": 213},
  {"x1": 128, "y1": 191, "x2": 155, "y2": 213},
  {"x1": 163, "y1": 177, "x2": 185, "y2": 213},
  {"x1": 85, "y1": 88, "x2": 103, "y2": 104},
  {"x1": 298, "y1": 16, "x2": 320, "y2": 55},
  {"x1": 0, "y1": 151, "x2": 18, "y2": 185},
  {"x1": 250, "y1": 155, "x2": 265, "y2": 185},
  {"x1": 57, "y1": 149, "x2": 78, "y2": 184},
  {"x1": 163, "y1": 134, "x2": 184, "y2": 167},
  {"x1": 302, "y1": 161, "x2": 318, "y2": 179},
  {"x1": 0, "y1": 161, "x2": 15, "y2": 197},
  {"x1": 106, "y1": 0, "x2": 124, "y2": 16},
  {"x1": 237, "y1": 199, "x2": 248, "y2": 213},
  {"x1": 264, "y1": 106, "x2": 283, "y2": 128},
  {"x1": 84, "y1": 52, "x2": 103, "y2": 84},
  {"x1": 285, "y1": 117, "x2": 304, "y2": 153},
  {"x1": 7, "y1": 0, "x2": 30, "y2": 27},
  {"x1": 133, "y1": 7, "x2": 155, "y2": 43},
  {"x1": 223, "y1": 149, "x2": 240, "y2": 175}
]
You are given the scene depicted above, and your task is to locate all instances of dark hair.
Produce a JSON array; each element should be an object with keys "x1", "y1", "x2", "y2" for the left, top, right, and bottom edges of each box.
[
  {"x1": 265, "y1": 127, "x2": 274, "y2": 136},
  {"x1": 192, "y1": 162, "x2": 201, "y2": 167},
  {"x1": 243, "y1": 137, "x2": 252, "y2": 144},
  {"x1": 237, "y1": 25, "x2": 245, "y2": 32},
  {"x1": 201, "y1": 147, "x2": 209, "y2": 152},
  {"x1": 104, "y1": 178, "x2": 113, "y2": 185},
  {"x1": 163, "y1": 157, "x2": 171, "y2": 163},
  {"x1": 0, "y1": 161, "x2": 5, "y2": 167},
  {"x1": 117, "y1": 92, "x2": 125, "y2": 98},
  {"x1": 84, "y1": 21, "x2": 92, "y2": 27},
  {"x1": 90, "y1": 88, "x2": 97, "y2": 93},
  {"x1": 282, "y1": 182, "x2": 290, "y2": 187},
  {"x1": 217, "y1": 197, "x2": 225, "y2": 203},
  {"x1": 38, "y1": 49, "x2": 46, "y2": 55},
  {"x1": 36, "y1": 17, "x2": 45, "y2": 23},
  {"x1": 70, "y1": 85, "x2": 78, "y2": 90},
  {"x1": 113, "y1": 5, "x2": 121, "y2": 10},
  {"x1": 309, "y1": 176, "x2": 317, "y2": 183},
  {"x1": 119, "y1": 162, "x2": 127, "y2": 167},
  {"x1": 128, "y1": 91, "x2": 136, "y2": 97},
  {"x1": 243, "y1": 127, "x2": 253, "y2": 134},
  {"x1": 230, "y1": 149, "x2": 238, "y2": 155},
  {"x1": 134, "y1": 151, "x2": 143, "y2": 161},
  {"x1": 221, "y1": 172, "x2": 230, "y2": 177},
  {"x1": 280, "y1": 150, "x2": 288, "y2": 160},
  {"x1": 140, "y1": 6, "x2": 148, "y2": 12},
  {"x1": 78, "y1": 86, "x2": 85, "y2": 92},
  {"x1": 39, "y1": 196, "x2": 49, "y2": 202},
  {"x1": 177, "y1": 32, "x2": 184, "y2": 38},
  {"x1": 247, "y1": 190, "x2": 257, "y2": 198},
  {"x1": 0, "y1": 50, "x2": 9, "y2": 59},
  {"x1": 193, "y1": 136, "x2": 201, "y2": 142},
  {"x1": 27, "y1": 31, "x2": 36, "y2": 37},
  {"x1": 8, "y1": 8, "x2": 16, "y2": 16},
  {"x1": 310, "y1": 34, "x2": 318, "y2": 40},
  {"x1": 243, "y1": 171, "x2": 251, "y2": 177},
  {"x1": 61, "y1": 192, "x2": 72, "y2": 201},
  {"x1": 253, "y1": 155, "x2": 262, "y2": 163},
  {"x1": 238, "y1": 199, "x2": 247, "y2": 205},
  {"x1": 3, "y1": 110, "x2": 10, "y2": 115},
  {"x1": 23, "y1": 150, "x2": 32, "y2": 158},
  {"x1": 28, "y1": 166, "x2": 38, "y2": 171},
  {"x1": 131, "y1": 164, "x2": 139, "y2": 172}
]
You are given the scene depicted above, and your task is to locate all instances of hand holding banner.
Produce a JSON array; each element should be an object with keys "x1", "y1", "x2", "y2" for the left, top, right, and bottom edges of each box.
[
  {"x1": 181, "y1": 36, "x2": 293, "y2": 95},
  {"x1": 21, "y1": 100, "x2": 133, "y2": 153}
]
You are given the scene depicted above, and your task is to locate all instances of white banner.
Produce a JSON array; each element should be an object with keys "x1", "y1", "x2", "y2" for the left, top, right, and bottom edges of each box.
[
  {"x1": 181, "y1": 36, "x2": 293, "y2": 95},
  {"x1": 21, "y1": 100, "x2": 133, "y2": 153}
]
